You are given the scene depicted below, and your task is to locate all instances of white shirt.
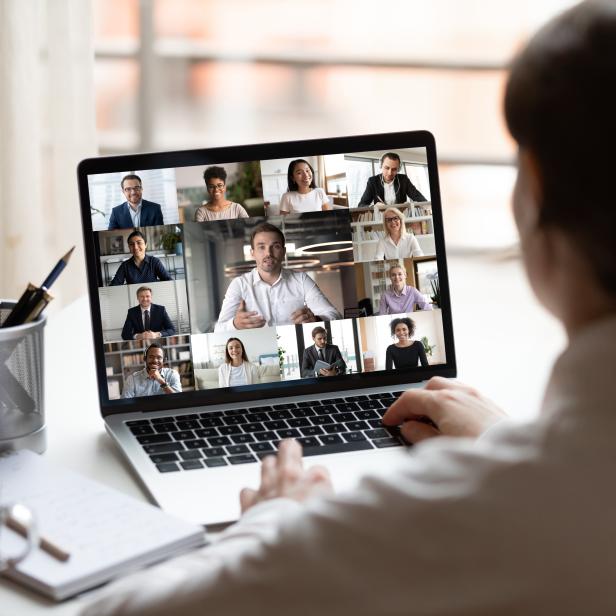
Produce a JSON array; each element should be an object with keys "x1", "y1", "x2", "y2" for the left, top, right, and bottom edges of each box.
[
  {"x1": 217, "y1": 362, "x2": 262, "y2": 387},
  {"x1": 374, "y1": 233, "x2": 423, "y2": 260},
  {"x1": 128, "y1": 201, "x2": 142, "y2": 227},
  {"x1": 229, "y1": 365, "x2": 246, "y2": 386},
  {"x1": 214, "y1": 268, "x2": 341, "y2": 331},
  {"x1": 279, "y1": 188, "x2": 330, "y2": 214},
  {"x1": 383, "y1": 179, "x2": 396, "y2": 205},
  {"x1": 83, "y1": 315, "x2": 616, "y2": 615}
]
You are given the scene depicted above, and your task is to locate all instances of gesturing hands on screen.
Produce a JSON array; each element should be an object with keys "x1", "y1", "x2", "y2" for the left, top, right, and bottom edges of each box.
[
  {"x1": 291, "y1": 306, "x2": 317, "y2": 324},
  {"x1": 383, "y1": 377, "x2": 507, "y2": 443},
  {"x1": 233, "y1": 300, "x2": 267, "y2": 329},
  {"x1": 136, "y1": 331, "x2": 160, "y2": 340}
]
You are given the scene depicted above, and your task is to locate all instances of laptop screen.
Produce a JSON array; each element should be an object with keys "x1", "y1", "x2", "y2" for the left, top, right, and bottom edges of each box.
[{"x1": 78, "y1": 131, "x2": 456, "y2": 415}]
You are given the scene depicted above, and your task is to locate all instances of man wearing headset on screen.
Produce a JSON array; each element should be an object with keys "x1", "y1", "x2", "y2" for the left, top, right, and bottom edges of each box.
[
  {"x1": 358, "y1": 152, "x2": 426, "y2": 206},
  {"x1": 121, "y1": 343, "x2": 182, "y2": 398}
]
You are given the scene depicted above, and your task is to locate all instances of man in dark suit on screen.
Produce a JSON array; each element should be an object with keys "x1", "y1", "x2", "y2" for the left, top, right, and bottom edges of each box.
[
  {"x1": 108, "y1": 174, "x2": 164, "y2": 230},
  {"x1": 301, "y1": 326, "x2": 347, "y2": 378},
  {"x1": 358, "y1": 152, "x2": 426, "y2": 206},
  {"x1": 121, "y1": 285, "x2": 176, "y2": 341}
]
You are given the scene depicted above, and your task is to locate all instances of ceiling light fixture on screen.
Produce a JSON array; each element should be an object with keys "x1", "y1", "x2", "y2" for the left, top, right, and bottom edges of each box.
[
  {"x1": 322, "y1": 261, "x2": 355, "y2": 270},
  {"x1": 295, "y1": 240, "x2": 353, "y2": 255}
]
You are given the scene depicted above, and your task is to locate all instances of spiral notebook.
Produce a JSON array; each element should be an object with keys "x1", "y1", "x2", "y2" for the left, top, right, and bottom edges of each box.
[{"x1": 0, "y1": 450, "x2": 206, "y2": 600}]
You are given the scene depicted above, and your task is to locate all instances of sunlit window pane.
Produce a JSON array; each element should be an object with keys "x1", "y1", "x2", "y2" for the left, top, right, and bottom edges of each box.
[
  {"x1": 153, "y1": 0, "x2": 577, "y2": 64},
  {"x1": 93, "y1": 0, "x2": 139, "y2": 45},
  {"x1": 439, "y1": 164, "x2": 518, "y2": 249},
  {"x1": 94, "y1": 59, "x2": 139, "y2": 151}
]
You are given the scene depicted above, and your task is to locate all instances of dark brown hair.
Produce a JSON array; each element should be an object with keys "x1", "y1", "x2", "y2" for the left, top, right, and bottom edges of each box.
[
  {"x1": 224, "y1": 337, "x2": 248, "y2": 364},
  {"x1": 311, "y1": 326, "x2": 327, "y2": 339},
  {"x1": 504, "y1": 0, "x2": 616, "y2": 294},
  {"x1": 203, "y1": 166, "x2": 227, "y2": 185},
  {"x1": 287, "y1": 159, "x2": 317, "y2": 192},
  {"x1": 250, "y1": 222, "x2": 285, "y2": 248},
  {"x1": 390, "y1": 317, "x2": 415, "y2": 337},
  {"x1": 121, "y1": 174, "x2": 142, "y2": 189}
]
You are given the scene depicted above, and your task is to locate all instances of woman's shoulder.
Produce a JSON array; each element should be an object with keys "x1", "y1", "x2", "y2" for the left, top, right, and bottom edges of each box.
[
  {"x1": 194, "y1": 204, "x2": 211, "y2": 221},
  {"x1": 230, "y1": 202, "x2": 249, "y2": 217}
]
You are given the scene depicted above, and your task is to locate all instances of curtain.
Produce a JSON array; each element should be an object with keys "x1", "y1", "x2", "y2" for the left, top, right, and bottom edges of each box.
[{"x1": 0, "y1": 0, "x2": 97, "y2": 309}]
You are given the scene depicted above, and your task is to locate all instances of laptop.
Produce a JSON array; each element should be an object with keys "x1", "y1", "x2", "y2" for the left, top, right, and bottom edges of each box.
[{"x1": 77, "y1": 131, "x2": 456, "y2": 526}]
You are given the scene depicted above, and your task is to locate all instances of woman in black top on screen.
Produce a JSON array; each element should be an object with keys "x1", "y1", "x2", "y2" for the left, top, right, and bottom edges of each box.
[{"x1": 385, "y1": 317, "x2": 428, "y2": 370}]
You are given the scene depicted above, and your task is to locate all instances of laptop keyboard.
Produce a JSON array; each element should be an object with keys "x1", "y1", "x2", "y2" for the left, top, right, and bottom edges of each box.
[{"x1": 125, "y1": 392, "x2": 407, "y2": 473}]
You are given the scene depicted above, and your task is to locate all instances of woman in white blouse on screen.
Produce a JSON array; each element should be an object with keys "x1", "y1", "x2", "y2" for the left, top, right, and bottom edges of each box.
[
  {"x1": 218, "y1": 338, "x2": 260, "y2": 387},
  {"x1": 279, "y1": 159, "x2": 332, "y2": 214},
  {"x1": 374, "y1": 206, "x2": 423, "y2": 260}
]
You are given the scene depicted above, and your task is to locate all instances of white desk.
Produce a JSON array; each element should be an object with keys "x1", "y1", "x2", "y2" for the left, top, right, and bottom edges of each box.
[{"x1": 0, "y1": 253, "x2": 565, "y2": 614}]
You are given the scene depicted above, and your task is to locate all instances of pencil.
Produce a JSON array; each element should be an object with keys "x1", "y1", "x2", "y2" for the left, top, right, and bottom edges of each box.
[
  {"x1": 6, "y1": 513, "x2": 71, "y2": 562},
  {"x1": 41, "y1": 246, "x2": 75, "y2": 290}
]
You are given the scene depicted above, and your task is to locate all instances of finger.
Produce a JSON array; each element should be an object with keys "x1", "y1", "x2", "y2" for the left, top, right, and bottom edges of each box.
[
  {"x1": 239, "y1": 487, "x2": 257, "y2": 513},
  {"x1": 238, "y1": 299, "x2": 246, "y2": 313},
  {"x1": 239, "y1": 316, "x2": 264, "y2": 328},
  {"x1": 259, "y1": 454, "x2": 278, "y2": 497},
  {"x1": 290, "y1": 308, "x2": 311, "y2": 321},
  {"x1": 277, "y1": 440, "x2": 303, "y2": 489},
  {"x1": 400, "y1": 420, "x2": 440, "y2": 444},
  {"x1": 239, "y1": 313, "x2": 261, "y2": 325},
  {"x1": 382, "y1": 389, "x2": 442, "y2": 426},
  {"x1": 306, "y1": 464, "x2": 333, "y2": 488},
  {"x1": 290, "y1": 310, "x2": 304, "y2": 323},
  {"x1": 245, "y1": 317, "x2": 266, "y2": 328},
  {"x1": 424, "y1": 376, "x2": 480, "y2": 397}
]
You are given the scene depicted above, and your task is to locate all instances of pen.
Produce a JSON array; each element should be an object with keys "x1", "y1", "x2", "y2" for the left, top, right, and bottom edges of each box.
[
  {"x1": 1, "y1": 247, "x2": 74, "y2": 328},
  {"x1": 6, "y1": 506, "x2": 71, "y2": 562}
]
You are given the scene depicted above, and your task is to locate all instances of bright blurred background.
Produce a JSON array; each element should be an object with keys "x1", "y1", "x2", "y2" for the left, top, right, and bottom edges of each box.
[{"x1": 0, "y1": 0, "x2": 577, "y2": 310}]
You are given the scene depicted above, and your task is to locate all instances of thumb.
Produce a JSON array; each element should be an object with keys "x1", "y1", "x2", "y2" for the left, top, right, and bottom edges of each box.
[
  {"x1": 238, "y1": 299, "x2": 246, "y2": 312},
  {"x1": 239, "y1": 487, "x2": 257, "y2": 513}
]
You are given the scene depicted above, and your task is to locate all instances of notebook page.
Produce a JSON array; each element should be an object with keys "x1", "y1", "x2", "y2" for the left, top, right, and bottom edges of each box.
[{"x1": 0, "y1": 450, "x2": 205, "y2": 597}]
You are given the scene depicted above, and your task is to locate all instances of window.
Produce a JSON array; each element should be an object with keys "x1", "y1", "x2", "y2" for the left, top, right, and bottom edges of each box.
[{"x1": 93, "y1": 0, "x2": 577, "y2": 248}]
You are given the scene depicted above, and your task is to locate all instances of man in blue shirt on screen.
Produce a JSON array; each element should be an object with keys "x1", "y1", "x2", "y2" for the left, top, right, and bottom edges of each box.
[{"x1": 108, "y1": 174, "x2": 164, "y2": 230}]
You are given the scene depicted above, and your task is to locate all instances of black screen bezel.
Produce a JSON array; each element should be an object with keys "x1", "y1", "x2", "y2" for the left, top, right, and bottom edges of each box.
[{"x1": 77, "y1": 130, "x2": 456, "y2": 418}]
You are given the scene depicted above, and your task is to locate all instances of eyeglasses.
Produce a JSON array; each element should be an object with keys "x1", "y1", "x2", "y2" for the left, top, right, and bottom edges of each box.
[
  {"x1": 385, "y1": 217, "x2": 400, "y2": 223},
  {"x1": 207, "y1": 183, "x2": 225, "y2": 191},
  {"x1": 123, "y1": 186, "x2": 142, "y2": 193}
]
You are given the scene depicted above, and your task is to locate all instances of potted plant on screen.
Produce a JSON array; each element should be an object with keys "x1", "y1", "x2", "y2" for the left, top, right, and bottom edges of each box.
[
  {"x1": 421, "y1": 336, "x2": 436, "y2": 358},
  {"x1": 161, "y1": 228, "x2": 182, "y2": 256},
  {"x1": 427, "y1": 271, "x2": 440, "y2": 308}
]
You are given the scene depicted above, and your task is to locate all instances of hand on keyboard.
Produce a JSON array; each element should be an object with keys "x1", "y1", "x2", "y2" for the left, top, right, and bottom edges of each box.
[
  {"x1": 239, "y1": 439, "x2": 333, "y2": 513},
  {"x1": 383, "y1": 377, "x2": 507, "y2": 443}
]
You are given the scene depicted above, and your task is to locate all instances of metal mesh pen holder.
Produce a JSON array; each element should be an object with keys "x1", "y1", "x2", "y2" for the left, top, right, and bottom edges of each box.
[{"x1": 0, "y1": 300, "x2": 46, "y2": 453}]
